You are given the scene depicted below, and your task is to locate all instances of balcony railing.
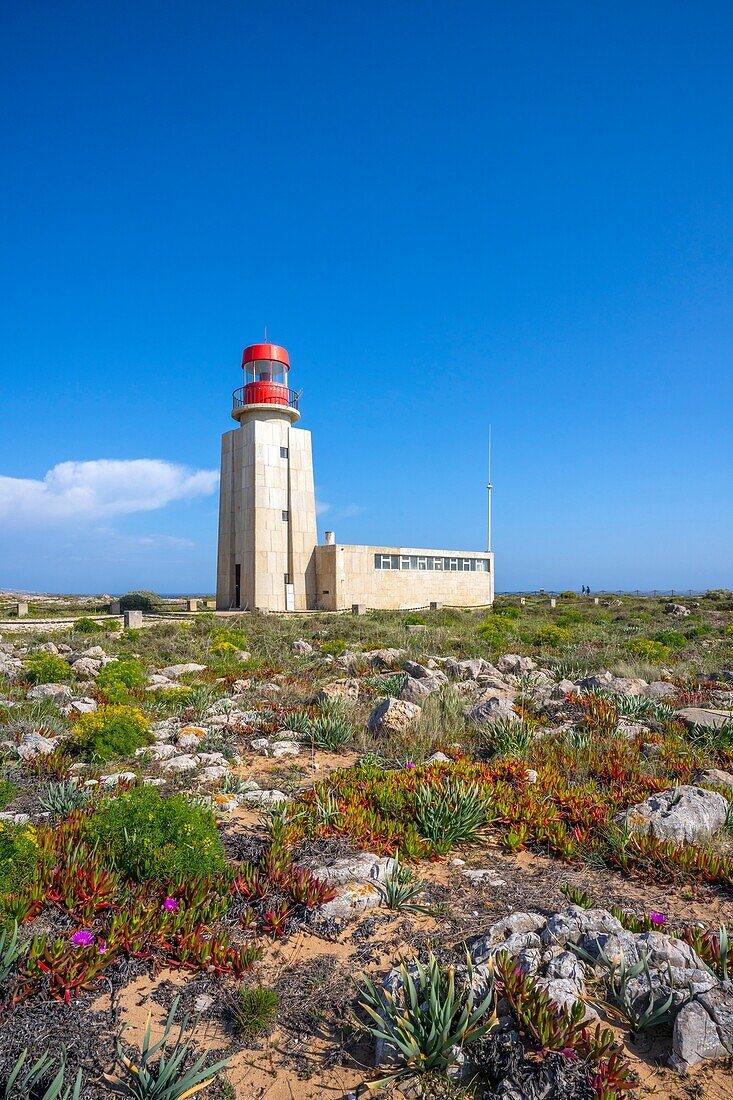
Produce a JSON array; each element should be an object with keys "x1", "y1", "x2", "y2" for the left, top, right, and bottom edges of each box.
[{"x1": 232, "y1": 385, "x2": 300, "y2": 412}]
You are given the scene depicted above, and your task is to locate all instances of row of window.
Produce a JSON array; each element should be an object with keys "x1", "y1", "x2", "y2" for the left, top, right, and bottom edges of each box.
[{"x1": 374, "y1": 554, "x2": 491, "y2": 572}]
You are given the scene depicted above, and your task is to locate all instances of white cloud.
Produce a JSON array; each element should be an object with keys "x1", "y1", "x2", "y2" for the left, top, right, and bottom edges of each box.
[
  {"x1": 0, "y1": 459, "x2": 219, "y2": 524},
  {"x1": 316, "y1": 500, "x2": 331, "y2": 516}
]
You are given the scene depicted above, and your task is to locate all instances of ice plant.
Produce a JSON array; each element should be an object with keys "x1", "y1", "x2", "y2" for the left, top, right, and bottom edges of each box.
[
  {"x1": 70, "y1": 930, "x2": 94, "y2": 948},
  {"x1": 649, "y1": 911, "x2": 667, "y2": 926},
  {"x1": 163, "y1": 897, "x2": 179, "y2": 912}
]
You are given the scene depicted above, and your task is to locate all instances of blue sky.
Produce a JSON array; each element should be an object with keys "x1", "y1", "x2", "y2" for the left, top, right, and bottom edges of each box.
[{"x1": 1, "y1": 2, "x2": 731, "y2": 594}]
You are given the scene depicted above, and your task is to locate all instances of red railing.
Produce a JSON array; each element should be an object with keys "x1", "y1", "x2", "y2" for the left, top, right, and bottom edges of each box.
[{"x1": 232, "y1": 384, "x2": 300, "y2": 412}]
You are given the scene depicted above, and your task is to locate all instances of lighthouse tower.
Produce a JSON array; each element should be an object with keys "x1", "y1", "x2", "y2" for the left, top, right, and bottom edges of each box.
[{"x1": 216, "y1": 343, "x2": 318, "y2": 611}]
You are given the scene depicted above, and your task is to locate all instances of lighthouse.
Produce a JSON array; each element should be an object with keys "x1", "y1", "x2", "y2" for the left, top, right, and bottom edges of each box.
[
  {"x1": 216, "y1": 343, "x2": 318, "y2": 611},
  {"x1": 217, "y1": 339, "x2": 494, "y2": 612}
]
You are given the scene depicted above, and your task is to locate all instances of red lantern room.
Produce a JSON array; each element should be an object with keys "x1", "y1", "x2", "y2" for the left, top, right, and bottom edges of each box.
[{"x1": 232, "y1": 342, "x2": 300, "y2": 423}]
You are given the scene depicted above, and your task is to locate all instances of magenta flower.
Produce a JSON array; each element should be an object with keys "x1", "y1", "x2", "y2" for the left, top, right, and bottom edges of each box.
[
  {"x1": 649, "y1": 912, "x2": 667, "y2": 926},
  {"x1": 163, "y1": 897, "x2": 179, "y2": 912},
  {"x1": 405, "y1": 761, "x2": 416, "y2": 770},
  {"x1": 97, "y1": 938, "x2": 107, "y2": 954},
  {"x1": 71, "y1": 930, "x2": 95, "y2": 947}
]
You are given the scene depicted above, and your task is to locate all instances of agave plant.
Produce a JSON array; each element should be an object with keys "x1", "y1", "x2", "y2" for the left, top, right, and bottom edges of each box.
[
  {"x1": 377, "y1": 854, "x2": 430, "y2": 914},
  {"x1": 40, "y1": 780, "x2": 90, "y2": 817},
  {"x1": 2, "y1": 1050, "x2": 83, "y2": 1100},
  {"x1": 103, "y1": 996, "x2": 232, "y2": 1098},
  {"x1": 575, "y1": 941, "x2": 690, "y2": 1033},
  {"x1": 356, "y1": 952, "x2": 497, "y2": 1082},
  {"x1": 413, "y1": 777, "x2": 491, "y2": 849},
  {"x1": 0, "y1": 920, "x2": 25, "y2": 983}
]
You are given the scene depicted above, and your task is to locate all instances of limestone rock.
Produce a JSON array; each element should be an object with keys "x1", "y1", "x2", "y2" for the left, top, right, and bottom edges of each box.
[
  {"x1": 316, "y1": 678, "x2": 360, "y2": 703},
  {"x1": 27, "y1": 683, "x2": 73, "y2": 703},
  {"x1": 367, "y1": 696, "x2": 421, "y2": 735},
  {"x1": 676, "y1": 707, "x2": 733, "y2": 732},
  {"x1": 271, "y1": 740, "x2": 300, "y2": 758},
  {"x1": 162, "y1": 754, "x2": 199, "y2": 773},
  {"x1": 162, "y1": 663, "x2": 206, "y2": 678},
  {"x1": 665, "y1": 602, "x2": 691, "y2": 616},
  {"x1": 694, "y1": 768, "x2": 733, "y2": 793},
  {"x1": 17, "y1": 731, "x2": 59, "y2": 759},
  {"x1": 671, "y1": 982, "x2": 733, "y2": 1071},
  {"x1": 497, "y1": 654, "x2": 537, "y2": 674},
  {"x1": 71, "y1": 657, "x2": 101, "y2": 678},
  {"x1": 646, "y1": 680, "x2": 676, "y2": 698},
  {"x1": 363, "y1": 648, "x2": 406, "y2": 669},
  {"x1": 615, "y1": 785, "x2": 728, "y2": 844},
  {"x1": 292, "y1": 639, "x2": 313, "y2": 654},
  {"x1": 465, "y1": 696, "x2": 518, "y2": 727}
]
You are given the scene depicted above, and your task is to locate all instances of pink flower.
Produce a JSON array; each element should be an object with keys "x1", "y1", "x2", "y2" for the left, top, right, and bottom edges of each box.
[
  {"x1": 163, "y1": 897, "x2": 179, "y2": 912},
  {"x1": 97, "y1": 939, "x2": 107, "y2": 954},
  {"x1": 71, "y1": 930, "x2": 95, "y2": 947},
  {"x1": 405, "y1": 761, "x2": 416, "y2": 770},
  {"x1": 649, "y1": 912, "x2": 667, "y2": 926}
]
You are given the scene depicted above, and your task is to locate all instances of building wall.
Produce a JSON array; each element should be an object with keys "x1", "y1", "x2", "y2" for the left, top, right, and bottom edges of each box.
[
  {"x1": 216, "y1": 413, "x2": 317, "y2": 611},
  {"x1": 315, "y1": 545, "x2": 494, "y2": 610}
]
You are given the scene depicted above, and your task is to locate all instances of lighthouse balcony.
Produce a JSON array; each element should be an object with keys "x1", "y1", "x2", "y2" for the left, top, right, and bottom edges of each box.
[{"x1": 231, "y1": 383, "x2": 301, "y2": 423}]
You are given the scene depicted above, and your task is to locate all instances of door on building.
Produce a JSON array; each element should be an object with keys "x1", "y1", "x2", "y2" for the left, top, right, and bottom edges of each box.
[
  {"x1": 285, "y1": 582, "x2": 295, "y2": 612},
  {"x1": 234, "y1": 564, "x2": 241, "y2": 609}
]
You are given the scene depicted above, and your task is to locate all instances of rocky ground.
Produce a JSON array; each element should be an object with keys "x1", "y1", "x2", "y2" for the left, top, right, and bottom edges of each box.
[{"x1": 0, "y1": 593, "x2": 732, "y2": 1098}]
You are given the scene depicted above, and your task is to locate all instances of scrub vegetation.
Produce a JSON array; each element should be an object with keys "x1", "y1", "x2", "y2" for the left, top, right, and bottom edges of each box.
[{"x1": 0, "y1": 590, "x2": 731, "y2": 1098}]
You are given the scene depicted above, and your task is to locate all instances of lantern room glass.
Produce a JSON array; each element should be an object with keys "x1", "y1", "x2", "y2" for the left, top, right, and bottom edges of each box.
[{"x1": 245, "y1": 359, "x2": 287, "y2": 385}]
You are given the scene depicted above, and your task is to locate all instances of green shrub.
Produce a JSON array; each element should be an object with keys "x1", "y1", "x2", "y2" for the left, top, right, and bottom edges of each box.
[
  {"x1": 628, "y1": 639, "x2": 671, "y2": 663},
  {"x1": 321, "y1": 639, "x2": 346, "y2": 655},
  {"x1": 118, "y1": 590, "x2": 163, "y2": 613},
  {"x1": 685, "y1": 624, "x2": 713, "y2": 638},
  {"x1": 24, "y1": 653, "x2": 73, "y2": 685},
  {"x1": 72, "y1": 704, "x2": 151, "y2": 762},
  {"x1": 86, "y1": 786, "x2": 226, "y2": 882},
  {"x1": 73, "y1": 616, "x2": 104, "y2": 634},
  {"x1": 560, "y1": 591, "x2": 577, "y2": 599},
  {"x1": 533, "y1": 625, "x2": 572, "y2": 647},
  {"x1": 556, "y1": 611, "x2": 583, "y2": 626},
  {"x1": 0, "y1": 823, "x2": 38, "y2": 919},
  {"x1": 477, "y1": 619, "x2": 508, "y2": 646},
  {"x1": 210, "y1": 627, "x2": 249, "y2": 650},
  {"x1": 493, "y1": 605, "x2": 521, "y2": 619},
  {"x1": 403, "y1": 614, "x2": 427, "y2": 626},
  {"x1": 232, "y1": 985, "x2": 279, "y2": 1037},
  {"x1": 652, "y1": 631, "x2": 687, "y2": 650},
  {"x1": 0, "y1": 780, "x2": 15, "y2": 811},
  {"x1": 96, "y1": 658, "x2": 146, "y2": 703}
]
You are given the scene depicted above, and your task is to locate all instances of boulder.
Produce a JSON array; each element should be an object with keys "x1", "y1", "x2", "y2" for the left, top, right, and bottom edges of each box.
[
  {"x1": 615, "y1": 785, "x2": 728, "y2": 844},
  {"x1": 17, "y1": 730, "x2": 59, "y2": 759},
  {"x1": 676, "y1": 707, "x2": 733, "y2": 732},
  {"x1": 363, "y1": 648, "x2": 406, "y2": 669},
  {"x1": 665, "y1": 603, "x2": 691, "y2": 616},
  {"x1": 465, "y1": 696, "x2": 518, "y2": 727},
  {"x1": 671, "y1": 982, "x2": 733, "y2": 1070},
  {"x1": 402, "y1": 674, "x2": 445, "y2": 704},
  {"x1": 162, "y1": 754, "x2": 199, "y2": 773},
  {"x1": 497, "y1": 654, "x2": 537, "y2": 674},
  {"x1": 446, "y1": 657, "x2": 496, "y2": 681},
  {"x1": 292, "y1": 639, "x2": 313, "y2": 654},
  {"x1": 161, "y1": 663, "x2": 206, "y2": 678},
  {"x1": 271, "y1": 740, "x2": 300, "y2": 758},
  {"x1": 27, "y1": 683, "x2": 73, "y2": 704},
  {"x1": 71, "y1": 658, "x2": 101, "y2": 678},
  {"x1": 367, "y1": 697, "x2": 421, "y2": 735},
  {"x1": 646, "y1": 680, "x2": 676, "y2": 699},
  {"x1": 316, "y1": 678, "x2": 360, "y2": 703},
  {"x1": 694, "y1": 768, "x2": 733, "y2": 793}
]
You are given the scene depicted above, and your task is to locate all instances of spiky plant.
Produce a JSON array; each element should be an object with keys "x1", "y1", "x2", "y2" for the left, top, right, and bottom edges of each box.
[
  {"x1": 575, "y1": 942, "x2": 690, "y2": 1033},
  {"x1": 378, "y1": 854, "x2": 430, "y2": 914},
  {"x1": 0, "y1": 920, "x2": 25, "y2": 983},
  {"x1": 357, "y1": 952, "x2": 497, "y2": 1083},
  {"x1": 231, "y1": 985, "x2": 279, "y2": 1038},
  {"x1": 103, "y1": 996, "x2": 231, "y2": 1098},
  {"x1": 1, "y1": 1050, "x2": 83, "y2": 1100},
  {"x1": 40, "y1": 780, "x2": 90, "y2": 817},
  {"x1": 413, "y1": 778, "x2": 491, "y2": 849}
]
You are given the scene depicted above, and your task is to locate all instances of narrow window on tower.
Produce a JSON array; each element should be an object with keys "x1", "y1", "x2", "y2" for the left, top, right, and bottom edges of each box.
[
  {"x1": 280, "y1": 446, "x2": 288, "y2": 459},
  {"x1": 281, "y1": 510, "x2": 289, "y2": 521}
]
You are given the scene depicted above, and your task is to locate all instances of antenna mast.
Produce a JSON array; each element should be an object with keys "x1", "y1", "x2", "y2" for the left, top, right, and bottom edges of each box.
[{"x1": 486, "y1": 426, "x2": 493, "y2": 553}]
